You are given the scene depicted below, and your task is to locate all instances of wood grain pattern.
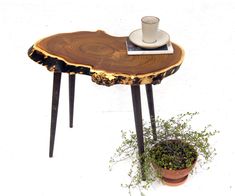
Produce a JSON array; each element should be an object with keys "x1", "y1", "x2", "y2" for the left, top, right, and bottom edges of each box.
[{"x1": 28, "y1": 30, "x2": 184, "y2": 86}]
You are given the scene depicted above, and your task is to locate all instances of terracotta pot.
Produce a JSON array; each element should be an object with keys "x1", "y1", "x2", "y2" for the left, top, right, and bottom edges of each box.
[
  {"x1": 151, "y1": 140, "x2": 197, "y2": 186},
  {"x1": 152, "y1": 161, "x2": 196, "y2": 186}
]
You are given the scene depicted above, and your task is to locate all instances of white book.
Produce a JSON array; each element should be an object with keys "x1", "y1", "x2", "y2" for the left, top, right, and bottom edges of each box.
[{"x1": 126, "y1": 39, "x2": 174, "y2": 55}]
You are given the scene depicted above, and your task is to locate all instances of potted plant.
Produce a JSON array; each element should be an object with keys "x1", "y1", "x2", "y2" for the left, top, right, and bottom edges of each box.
[{"x1": 109, "y1": 112, "x2": 218, "y2": 195}]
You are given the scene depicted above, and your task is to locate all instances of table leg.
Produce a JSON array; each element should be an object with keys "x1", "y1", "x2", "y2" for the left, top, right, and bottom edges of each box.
[
  {"x1": 145, "y1": 84, "x2": 157, "y2": 140},
  {"x1": 49, "y1": 72, "x2": 62, "y2": 157},
  {"x1": 69, "y1": 74, "x2": 76, "y2": 128},
  {"x1": 131, "y1": 85, "x2": 145, "y2": 180}
]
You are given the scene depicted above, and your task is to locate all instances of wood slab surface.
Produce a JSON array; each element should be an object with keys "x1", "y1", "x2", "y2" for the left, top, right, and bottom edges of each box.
[{"x1": 28, "y1": 30, "x2": 184, "y2": 86}]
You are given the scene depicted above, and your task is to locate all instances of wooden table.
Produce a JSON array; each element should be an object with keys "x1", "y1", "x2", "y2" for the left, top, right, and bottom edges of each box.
[{"x1": 28, "y1": 30, "x2": 184, "y2": 177}]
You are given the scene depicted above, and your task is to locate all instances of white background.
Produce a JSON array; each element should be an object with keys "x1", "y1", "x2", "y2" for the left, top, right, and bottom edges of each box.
[{"x1": 0, "y1": 0, "x2": 235, "y2": 195}]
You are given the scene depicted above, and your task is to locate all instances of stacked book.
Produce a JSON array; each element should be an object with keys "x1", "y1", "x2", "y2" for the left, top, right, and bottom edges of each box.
[{"x1": 126, "y1": 38, "x2": 174, "y2": 55}]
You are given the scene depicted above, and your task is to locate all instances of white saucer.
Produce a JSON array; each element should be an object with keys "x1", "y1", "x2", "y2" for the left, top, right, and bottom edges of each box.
[{"x1": 129, "y1": 29, "x2": 170, "y2": 49}]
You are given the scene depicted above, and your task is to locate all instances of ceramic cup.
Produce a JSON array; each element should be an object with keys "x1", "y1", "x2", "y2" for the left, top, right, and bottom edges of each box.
[{"x1": 141, "y1": 16, "x2": 160, "y2": 43}]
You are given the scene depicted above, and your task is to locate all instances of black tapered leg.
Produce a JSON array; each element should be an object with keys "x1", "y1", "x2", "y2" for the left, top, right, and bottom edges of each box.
[
  {"x1": 145, "y1": 84, "x2": 157, "y2": 140},
  {"x1": 69, "y1": 74, "x2": 76, "y2": 128},
  {"x1": 49, "y1": 72, "x2": 62, "y2": 158},
  {"x1": 131, "y1": 85, "x2": 145, "y2": 180}
]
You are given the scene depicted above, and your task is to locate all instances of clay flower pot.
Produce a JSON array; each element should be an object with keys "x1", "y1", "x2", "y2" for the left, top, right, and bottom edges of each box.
[
  {"x1": 152, "y1": 161, "x2": 196, "y2": 186},
  {"x1": 151, "y1": 140, "x2": 198, "y2": 186}
]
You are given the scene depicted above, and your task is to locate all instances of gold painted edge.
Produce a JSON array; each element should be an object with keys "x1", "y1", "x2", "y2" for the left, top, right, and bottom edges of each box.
[{"x1": 33, "y1": 43, "x2": 93, "y2": 69}]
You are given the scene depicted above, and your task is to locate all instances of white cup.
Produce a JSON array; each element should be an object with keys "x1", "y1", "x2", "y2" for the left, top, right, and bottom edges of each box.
[{"x1": 141, "y1": 16, "x2": 160, "y2": 43}]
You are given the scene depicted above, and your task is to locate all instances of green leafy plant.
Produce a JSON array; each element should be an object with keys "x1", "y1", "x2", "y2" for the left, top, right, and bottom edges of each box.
[{"x1": 109, "y1": 112, "x2": 218, "y2": 195}]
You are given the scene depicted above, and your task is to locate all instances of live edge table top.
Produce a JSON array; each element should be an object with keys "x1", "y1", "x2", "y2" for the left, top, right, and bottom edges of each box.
[{"x1": 28, "y1": 30, "x2": 184, "y2": 86}]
